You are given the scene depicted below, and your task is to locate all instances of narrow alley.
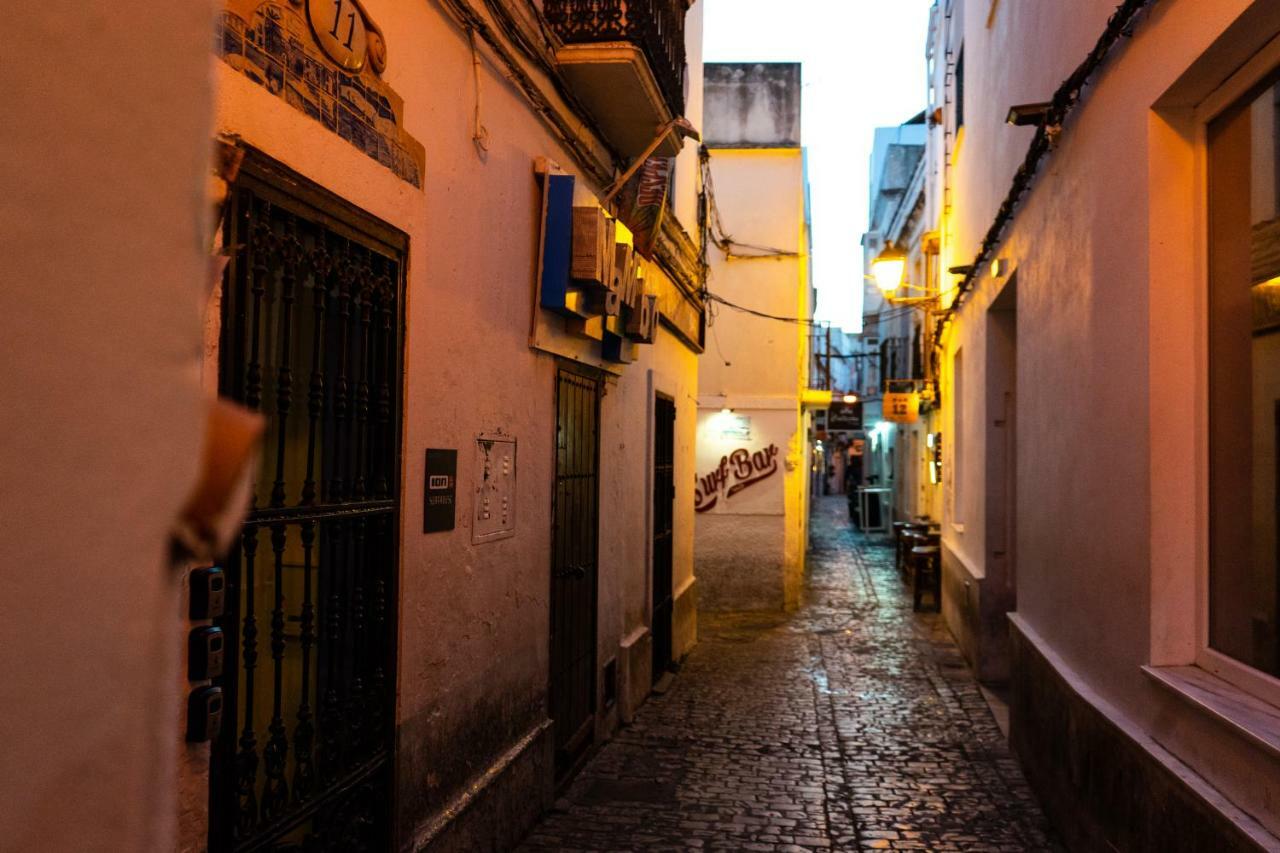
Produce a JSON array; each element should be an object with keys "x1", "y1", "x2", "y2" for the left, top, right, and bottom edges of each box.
[
  {"x1": 520, "y1": 498, "x2": 1057, "y2": 853},
  {"x1": 17, "y1": 1, "x2": 1280, "y2": 850}
]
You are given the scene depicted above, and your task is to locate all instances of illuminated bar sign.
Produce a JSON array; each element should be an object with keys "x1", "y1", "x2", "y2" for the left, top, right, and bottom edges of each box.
[{"x1": 827, "y1": 400, "x2": 863, "y2": 431}]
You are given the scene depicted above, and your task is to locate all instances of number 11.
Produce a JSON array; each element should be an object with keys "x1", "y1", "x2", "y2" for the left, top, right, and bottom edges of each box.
[{"x1": 329, "y1": 0, "x2": 356, "y2": 48}]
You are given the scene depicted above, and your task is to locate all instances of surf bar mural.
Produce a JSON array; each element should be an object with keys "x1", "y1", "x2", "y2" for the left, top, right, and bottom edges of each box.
[{"x1": 694, "y1": 444, "x2": 781, "y2": 513}]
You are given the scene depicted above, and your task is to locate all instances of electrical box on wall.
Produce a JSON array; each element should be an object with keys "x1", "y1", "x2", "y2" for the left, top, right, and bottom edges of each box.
[{"x1": 473, "y1": 434, "x2": 516, "y2": 544}]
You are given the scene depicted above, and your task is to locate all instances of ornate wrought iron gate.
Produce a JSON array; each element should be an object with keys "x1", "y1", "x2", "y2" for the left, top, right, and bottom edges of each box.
[
  {"x1": 549, "y1": 367, "x2": 601, "y2": 782},
  {"x1": 212, "y1": 153, "x2": 404, "y2": 852},
  {"x1": 651, "y1": 394, "x2": 676, "y2": 683}
]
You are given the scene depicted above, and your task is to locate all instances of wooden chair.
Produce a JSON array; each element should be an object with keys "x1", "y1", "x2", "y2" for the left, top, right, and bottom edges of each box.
[
  {"x1": 892, "y1": 521, "x2": 911, "y2": 578},
  {"x1": 910, "y1": 543, "x2": 941, "y2": 612},
  {"x1": 900, "y1": 522, "x2": 929, "y2": 580}
]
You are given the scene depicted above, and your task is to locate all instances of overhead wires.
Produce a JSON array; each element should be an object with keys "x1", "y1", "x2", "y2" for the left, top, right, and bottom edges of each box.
[
  {"x1": 706, "y1": 288, "x2": 923, "y2": 326},
  {"x1": 706, "y1": 291, "x2": 816, "y2": 326},
  {"x1": 699, "y1": 147, "x2": 802, "y2": 260}
]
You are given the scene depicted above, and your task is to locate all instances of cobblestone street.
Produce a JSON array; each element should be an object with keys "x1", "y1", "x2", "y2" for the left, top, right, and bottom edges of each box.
[{"x1": 520, "y1": 497, "x2": 1057, "y2": 852}]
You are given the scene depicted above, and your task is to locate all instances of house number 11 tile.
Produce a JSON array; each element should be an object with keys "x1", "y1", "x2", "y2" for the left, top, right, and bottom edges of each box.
[{"x1": 306, "y1": 0, "x2": 369, "y2": 71}]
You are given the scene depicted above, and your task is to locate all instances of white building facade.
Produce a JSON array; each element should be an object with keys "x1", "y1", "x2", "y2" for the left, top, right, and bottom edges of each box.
[
  {"x1": 694, "y1": 63, "x2": 818, "y2": 612},
  {"x1": 927, "y1": 0, "x2": 1280, "y2": 846}
]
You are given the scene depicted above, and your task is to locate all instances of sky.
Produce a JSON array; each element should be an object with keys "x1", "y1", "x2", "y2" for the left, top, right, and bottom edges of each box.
[{"x1": 702, "y1": 0, "x2": 934, "y2": 331}]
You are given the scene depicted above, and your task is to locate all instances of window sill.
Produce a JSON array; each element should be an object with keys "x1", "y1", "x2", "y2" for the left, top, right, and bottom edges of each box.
[{"x1": 1143, "y1": 664, "x2": 1280, "y2": 762}]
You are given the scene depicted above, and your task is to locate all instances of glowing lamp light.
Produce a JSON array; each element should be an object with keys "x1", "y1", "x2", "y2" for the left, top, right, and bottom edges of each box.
[
  {"x1": 720, "y1": 406, "x2": 733, "y2": 415},
  {"x1": 871, "y1": 243, "x2": 907, "y2": 294},
  {"x1": 842, "y1": 393, "x2": 858, "y2": 405}
]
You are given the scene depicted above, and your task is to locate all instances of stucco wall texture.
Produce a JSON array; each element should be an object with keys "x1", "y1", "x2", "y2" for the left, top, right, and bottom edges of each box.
[
  {"x1": 698, "y1": 65, "x2": 810, "y2": 611},
  {"x1": 0, "y1": 3, "x2": 216, "y2": 851},
  {"x1": 205, "y1": 0, "x2": 706, "y2": 847},
  {"x1": 700, "y1": 152, "x2": 808, "y2": 401},
  {"x1": 936, "y1": 0, "x2": 1280, "y2": 838},
  {"x1": 703, "y1": 63, "x2": 802, "y2": 148}
]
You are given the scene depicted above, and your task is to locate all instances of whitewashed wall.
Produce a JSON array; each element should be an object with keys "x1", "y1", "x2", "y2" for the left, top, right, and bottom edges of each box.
[{"x1": 0, "y1": 3, "x2": 216, "y2": 851}]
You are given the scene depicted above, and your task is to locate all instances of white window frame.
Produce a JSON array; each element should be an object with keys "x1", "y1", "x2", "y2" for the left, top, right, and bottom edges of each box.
[
  {"x1": 949, "y1": 346, "x2": 964, "y2": 532},
  {"x1": 1191, "y1": 33, "x2": 1280, "y2": 707}
]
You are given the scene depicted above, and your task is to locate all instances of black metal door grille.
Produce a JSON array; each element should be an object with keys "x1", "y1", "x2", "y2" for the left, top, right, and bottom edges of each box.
[
  {"x1": 651, "y1": 395, "x2": 676, "y2": 683},
  {"x1": 549, "y1": 367, "x2": 601, "y2": 781},
  {"x1": 212, "y1": 155, "x2": 405, "y2": 853}
]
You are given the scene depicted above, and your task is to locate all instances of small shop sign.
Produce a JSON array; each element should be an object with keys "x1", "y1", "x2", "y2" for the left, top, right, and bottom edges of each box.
[
  {"x1": 827, "y1": 400, "x2": 863, "y2": 431},
  {"x1": 883, "y1": 392, "x2": 921, "y2": 424},
  {"x1": 718, "y1": 412, "x2": 752, "y2": 440}
]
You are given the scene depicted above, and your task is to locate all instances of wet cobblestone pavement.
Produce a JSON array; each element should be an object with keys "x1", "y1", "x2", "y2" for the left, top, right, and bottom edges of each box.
[{"x1": 519, "y1": 497, "x2": 1058, "y2": 852}]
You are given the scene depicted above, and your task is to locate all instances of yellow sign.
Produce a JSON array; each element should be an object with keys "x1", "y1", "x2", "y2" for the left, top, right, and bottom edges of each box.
[{"x1": 883, "y1": 392, "x2": 921, "y2": 424}]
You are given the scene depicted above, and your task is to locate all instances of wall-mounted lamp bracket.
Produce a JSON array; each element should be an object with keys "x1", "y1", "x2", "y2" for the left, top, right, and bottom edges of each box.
[{"x1": 1006, "y1": 102, "x2": 1052, "y2": 127}]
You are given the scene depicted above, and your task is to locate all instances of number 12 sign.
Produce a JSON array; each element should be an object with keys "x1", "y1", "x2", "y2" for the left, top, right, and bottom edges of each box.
[{"x1": 307, "y1": 0, "x2": 369, "y2": 72}]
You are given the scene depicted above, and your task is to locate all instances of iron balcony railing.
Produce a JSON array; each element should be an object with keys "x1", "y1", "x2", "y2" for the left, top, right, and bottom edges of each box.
[{"x1": 544, "y1": 0, "x2": 688, "y2": 117}]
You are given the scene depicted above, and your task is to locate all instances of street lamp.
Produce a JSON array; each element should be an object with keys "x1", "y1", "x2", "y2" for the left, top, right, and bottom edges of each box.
[
  {"x1": 842, "y1": 393, "x2": 858, "y2": 405},
  {"x1": 871, "y1": 243, "x2": 907, "y2": 294},
  {"x1": 869, "y1": 239, "x2": 945, "y2": 308}
]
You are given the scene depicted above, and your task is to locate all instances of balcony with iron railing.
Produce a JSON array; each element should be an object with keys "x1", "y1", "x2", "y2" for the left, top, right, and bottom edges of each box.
[{"x1": 544, "y1": 0, "x2": 690, "y2": 158}]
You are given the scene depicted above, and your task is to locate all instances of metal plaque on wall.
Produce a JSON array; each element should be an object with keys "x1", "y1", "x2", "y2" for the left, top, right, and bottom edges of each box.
[
  {"x1": 424, "y1": 449, "x2": 457, "y2": 533},
  {"x1": 473, "y1": 435, "x2": 517, "y2": 544}
]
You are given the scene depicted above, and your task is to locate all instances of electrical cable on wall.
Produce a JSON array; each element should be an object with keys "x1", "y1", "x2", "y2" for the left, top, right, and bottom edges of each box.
[
  {"x1": 703, "y1": 285, "x2": 921, "y2": 329},
  {"x1": 706, "y1": 291, "x2": 816, "y2": 325},
  {"x1": 707, "y1": 300, "x2": 732, "y2": 367},
  {"x1": 699, "y1": 147, "x2": 802, "y2": 260},
  {"x1": 467, "y1": 27, "x2": 491, "y2": 155},
  {"x1": 934, "y1": 0, "x2": 1157, "y2": 340},
  {"x1": 481, "y1": 0, "x2": 556, "y2": 77},
  {"x1": 434, "y1": 0, "x2": 617, "y2": 188}
]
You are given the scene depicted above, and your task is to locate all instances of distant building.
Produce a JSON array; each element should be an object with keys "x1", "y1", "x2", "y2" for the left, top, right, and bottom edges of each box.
[
  {"x1": 809, "y1": 323, "x2": 863, "y2": 498},
  {"x1": 858, "y1": 118, "x2": 940, "y2": 529},
  {"x1": 695, "y1": 62, "x2": 822, "y2": 612}
]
